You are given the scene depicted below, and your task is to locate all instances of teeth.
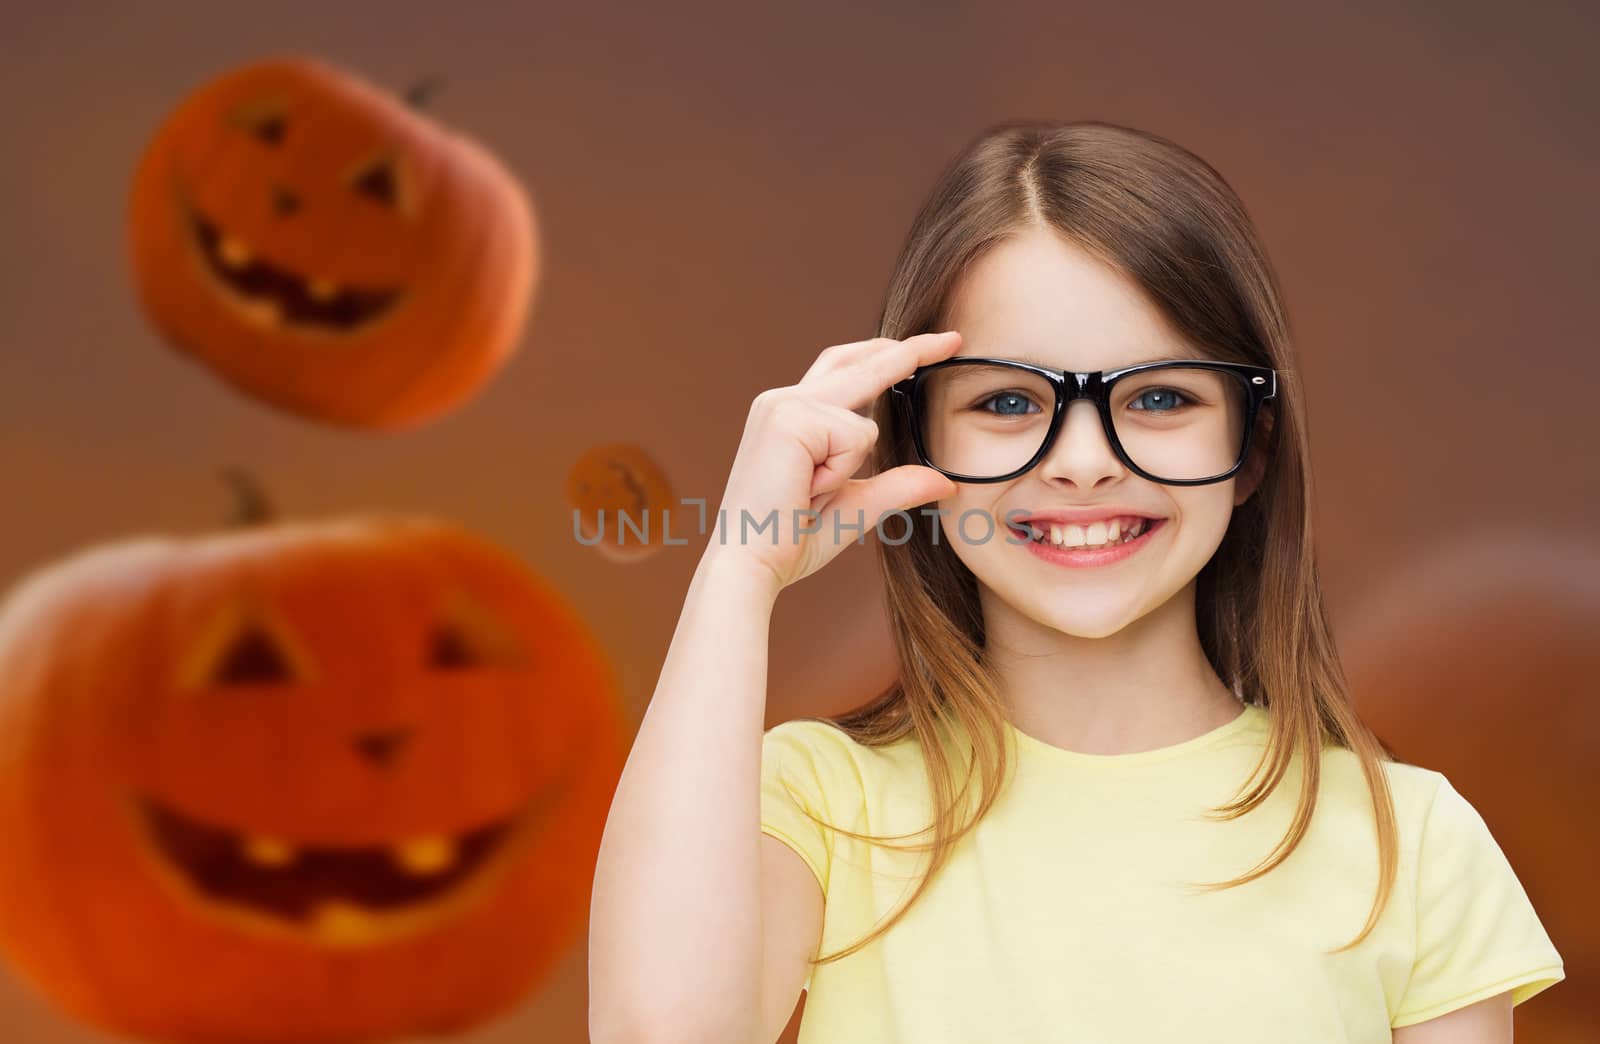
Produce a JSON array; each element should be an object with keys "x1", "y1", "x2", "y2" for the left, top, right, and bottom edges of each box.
[
  {"x1": 311, "y1": 901, "x2": 384, "y2": 946},
  {"x1": 1028, "y1": 517, "x2": 1153, "y2": 549},
  {"x1": 308, "y1": 278, "x2": 339, "y2": 301},
  {"x1": 219, "y1": 235, "x2": 253, "y2": 268},
  {"x1": 393, "y1": 836, "x2": 456, "y2": 876},
  {"x1": 241, "y1": 835, "x2": 296, "y2": 867},
  {"x1": 241, "y1": 297, "x2": 282, "y2": 327},
  {"x1": 241, "y1": 832, "x2": 461, "y2": 876}
]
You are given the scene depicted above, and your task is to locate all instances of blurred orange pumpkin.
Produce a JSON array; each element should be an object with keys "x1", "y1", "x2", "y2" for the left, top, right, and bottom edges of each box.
[
  {"x1": 0, "y1": 497, "x2": 626, "y2": 1042},
  {"x1": 127, "y1": 56, "x2": 538, "y2": 429},
  {"x1": 1341, "y1": 531, "x2": 1599, "y2": 1043}
]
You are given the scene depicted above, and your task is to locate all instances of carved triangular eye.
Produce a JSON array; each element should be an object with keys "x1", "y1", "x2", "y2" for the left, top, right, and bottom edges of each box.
[
  {"x1": 228, "y1": 100, "x2": 288, "y2": 146},
  {"x1": 213, "y1": 625, "x2": 294, "y2": 684},
  {"x1": 352, "y1": 158, "x2": 400, "y2": 208},
  {"x1": 429, "y1": 624, "x2": 479, "y2": 670},
  {"x1": 429, "y1": 595, "x2": 526, "y2": 671},
  {"x1": 252, "y1": 113, "x2": 286, "y2": 145}
]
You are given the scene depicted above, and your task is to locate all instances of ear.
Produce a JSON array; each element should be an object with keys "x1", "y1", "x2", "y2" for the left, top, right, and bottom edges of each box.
[{"x1": 1233, "y1": 405, "x2": 1275, "y2": 506}]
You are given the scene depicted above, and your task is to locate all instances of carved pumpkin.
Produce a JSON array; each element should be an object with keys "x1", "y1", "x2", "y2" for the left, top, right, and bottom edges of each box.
[
  {"x1": 0, "y1": 489, "x2": 626, "y2": 1042},
  {"x1": 1342, "y1": 532, "x2": 1598, "y2": 1043},
  {"x1": 128, "y1": 56, "x2": 538, "y2": 429},
  {"x1": 565, "y1": 442, "x2": 677, "y2": 563}
]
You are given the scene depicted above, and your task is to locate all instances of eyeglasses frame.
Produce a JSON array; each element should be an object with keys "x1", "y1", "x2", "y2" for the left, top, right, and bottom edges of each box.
[{"x1": 889, "y1": 357, "x2": 1277, "y2": 486}]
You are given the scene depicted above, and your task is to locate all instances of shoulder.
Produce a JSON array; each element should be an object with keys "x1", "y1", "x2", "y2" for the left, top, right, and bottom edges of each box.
[
  {"x1": 1314, "y1": 745, "x2": 1541, "y2": 898},
  {"x1": 1380, "y1": 757, "x2": 1451, "y2": 826},
  {"x1": 761, "y1": 717, "x2": 928, "y2": 791},
  {"x1": 1330, "y1": 750, "x2": 1558, "y2": 911},
  {"x1": 1293, "y1": 745, "x2": 1467, "y2": 885},
  {"x1": 1389, "y1": 763, "x2": 1516, "y2": 880},
  {"x1": 1316, "y1": 742, "x2": 1447, "y2": 832},
  {"x1": 761, "y1": 719, "x2": 858, "y2": 782},
  {"x1": 1341, "y1": 751, "x2": 1500, "y2": 853},
  {"x1": 762, "y1": 718, "x2": 859, "y2": 756},
  {"x1": 763, "y1": 718, "x2": 924, "y2": 773},
  {"x1": 761, "y1": 718, "x2": 929, "y2": 815}
]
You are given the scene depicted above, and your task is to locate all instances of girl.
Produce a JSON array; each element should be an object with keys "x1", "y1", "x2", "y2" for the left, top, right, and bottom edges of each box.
[{"x1": 588, "y1": 121, "x2": 1564, "y2": 1043}]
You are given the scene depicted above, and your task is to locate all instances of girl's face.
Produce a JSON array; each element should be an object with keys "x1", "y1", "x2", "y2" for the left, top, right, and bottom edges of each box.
[{"x1": 932, "y1": 226, "x2": 1266, "y2": 640}]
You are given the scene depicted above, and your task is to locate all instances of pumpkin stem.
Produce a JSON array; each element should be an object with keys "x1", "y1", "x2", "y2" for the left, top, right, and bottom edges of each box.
[
  {"x1": 220, "y1": 468, "x2": 273, "y2": 525},
  {"x1": 404, "y1": 77, "x2": 442, "y2": 109}
]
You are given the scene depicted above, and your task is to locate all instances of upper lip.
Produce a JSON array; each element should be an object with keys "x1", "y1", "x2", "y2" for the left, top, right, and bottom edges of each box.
[{"x1": 1008, "y1": 507, "x2": 1166, "y2": 527}]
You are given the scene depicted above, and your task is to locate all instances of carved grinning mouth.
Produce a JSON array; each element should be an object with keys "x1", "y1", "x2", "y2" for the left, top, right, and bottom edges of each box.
[
  {"x1": 127, "y1": 751, "x2": 579, "y2": 946},
  {"x1": 183, "y1": 197, "x2": 403, "y2": 332},
  {"x1": 136, "y1": 797, "x2": 514, "y2": 921}
]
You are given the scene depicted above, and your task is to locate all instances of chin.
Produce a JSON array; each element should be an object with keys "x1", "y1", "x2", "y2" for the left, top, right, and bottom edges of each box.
[
  {"x1": 1033, "y1": 606, "x2": 1144, "y2": 641},
  {"x1": 982, "y1": 582, "x2": 1150, "y2": 641},
  {"x1": 1051, "y1": 618, "x2": 1135, "y2": 640}
]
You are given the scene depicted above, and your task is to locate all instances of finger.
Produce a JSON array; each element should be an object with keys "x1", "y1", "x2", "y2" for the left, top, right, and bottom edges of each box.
[
  {"x1": 804, "y1": 405, "x2": 879, "y2": 498},
  {"x1": 801, "y1": 330, "x2": 964, "y2": 413},
  {"x1": 749, "y1": 389, "x2": 847, "y2": 468},
  {"x1": 807, "y1": 437, "x2": 874, "y2": 499},
  {"x1": 826, "y1": 464, "x2": 958, "y2": 532},
  {"x1": 798, "y1": 337, "x2": 886, "y2": 384}
]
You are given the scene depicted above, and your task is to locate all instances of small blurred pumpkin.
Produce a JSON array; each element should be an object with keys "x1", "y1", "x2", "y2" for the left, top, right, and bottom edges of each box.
[
  {"x1": 1341, "y1": 530, "x2": 1599, "y2": 1043},
  {"x1": 128, "y1": 56, "x2": 538, "y2": 429},
  {"x1": 565, "y1": 442, "x2": 677, "y2": 563},
  {"x1": 0, "y1": 474, "x2": 626, "y2": 1043}
]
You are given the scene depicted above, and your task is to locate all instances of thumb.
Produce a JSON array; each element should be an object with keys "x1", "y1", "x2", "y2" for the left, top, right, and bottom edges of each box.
[{"x1": 830, "y1": 465, "x2": 957, "y2": 531}]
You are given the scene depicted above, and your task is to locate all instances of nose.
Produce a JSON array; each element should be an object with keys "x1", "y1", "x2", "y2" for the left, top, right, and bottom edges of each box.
[
  {"x1": 1035, "y1": 400, "x2": 1124, "y2": 486},
  {"x1": 351, "y1": 726, "x2": 414, "y2": 769},
  {"x1": 270, "y1": 184, "x2": 301, "y2": 217}
]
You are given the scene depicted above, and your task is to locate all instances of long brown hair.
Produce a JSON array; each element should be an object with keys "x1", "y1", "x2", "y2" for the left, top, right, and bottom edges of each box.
[{"x1": 793, "y1": 120, "x2": 1400, "y2": 969}]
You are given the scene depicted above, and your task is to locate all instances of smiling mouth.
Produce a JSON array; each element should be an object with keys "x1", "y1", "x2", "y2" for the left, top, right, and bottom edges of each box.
[
  {"x1": 130, "y1": 772, "x2": 567, "y2": 947},
  {"x1": 182, "y1": 195, "x2": 402, "y2": 332}
]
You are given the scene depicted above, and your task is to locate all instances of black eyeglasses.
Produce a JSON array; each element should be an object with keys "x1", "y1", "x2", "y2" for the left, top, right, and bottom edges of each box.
[{"x1": 890, "y1": 357, "x2": 1276, "y2": 486}]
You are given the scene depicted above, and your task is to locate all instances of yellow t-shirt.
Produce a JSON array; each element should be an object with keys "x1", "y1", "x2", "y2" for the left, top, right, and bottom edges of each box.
[{"x1": 759, "y1": 701, "x2": 1565, "y2": 1042}]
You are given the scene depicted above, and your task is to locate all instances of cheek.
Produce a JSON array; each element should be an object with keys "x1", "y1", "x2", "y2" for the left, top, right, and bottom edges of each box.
[
  {"x1": 932, "y1": 493, "x2": 1014, "y2": 551},
  {"x1": 1165, "y1": 489, "x2": 1237, "y2": 563},
  {"x1": 935, "y1": 499, "x2": 1038, "y2": 591}
]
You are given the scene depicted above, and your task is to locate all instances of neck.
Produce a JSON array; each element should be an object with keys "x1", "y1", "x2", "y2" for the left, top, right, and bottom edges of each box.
[{"x1": 979, "y1": 578, "x2": 1243, "y2": 756}]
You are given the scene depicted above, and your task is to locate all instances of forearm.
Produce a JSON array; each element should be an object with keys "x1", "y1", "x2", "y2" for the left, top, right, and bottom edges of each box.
[{"x1": 589, "y1": 548, "x2": 780, "y2": 1043}]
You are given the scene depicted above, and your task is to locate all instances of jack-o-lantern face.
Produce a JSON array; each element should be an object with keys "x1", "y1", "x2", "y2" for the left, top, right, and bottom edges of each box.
[
  {"x1": 129, "y1": 587, "x2": 574, "y2": 952},
  {"x1": 0, "y1": 517, "x2": 626, "y2": 1042},
  {"x1": 128, "y1": 56, "x2": 538, "y2": 429}
]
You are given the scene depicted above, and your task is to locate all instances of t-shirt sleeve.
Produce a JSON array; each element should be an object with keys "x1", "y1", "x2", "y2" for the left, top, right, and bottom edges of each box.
[
  {"x1": 1389, "y1": 773, "x2": 1566, "y2": 1028},
  {"x1": 759, "y1": 720, "x2": 844, "y2": 900}
]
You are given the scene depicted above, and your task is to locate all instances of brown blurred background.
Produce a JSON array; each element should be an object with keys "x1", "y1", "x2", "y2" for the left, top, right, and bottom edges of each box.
[{"x1": 1, "y1": 0, "x2": 1596, "y2": 1040}]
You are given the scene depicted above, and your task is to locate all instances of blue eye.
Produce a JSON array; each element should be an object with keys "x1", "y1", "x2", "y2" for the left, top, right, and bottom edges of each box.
[
  {"x1": 977, "y1": 392, "x2": 1041, "y2": 416},
  {"x1": 1129, "y1": 388, "x2": 1189, "y2": 413}
]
